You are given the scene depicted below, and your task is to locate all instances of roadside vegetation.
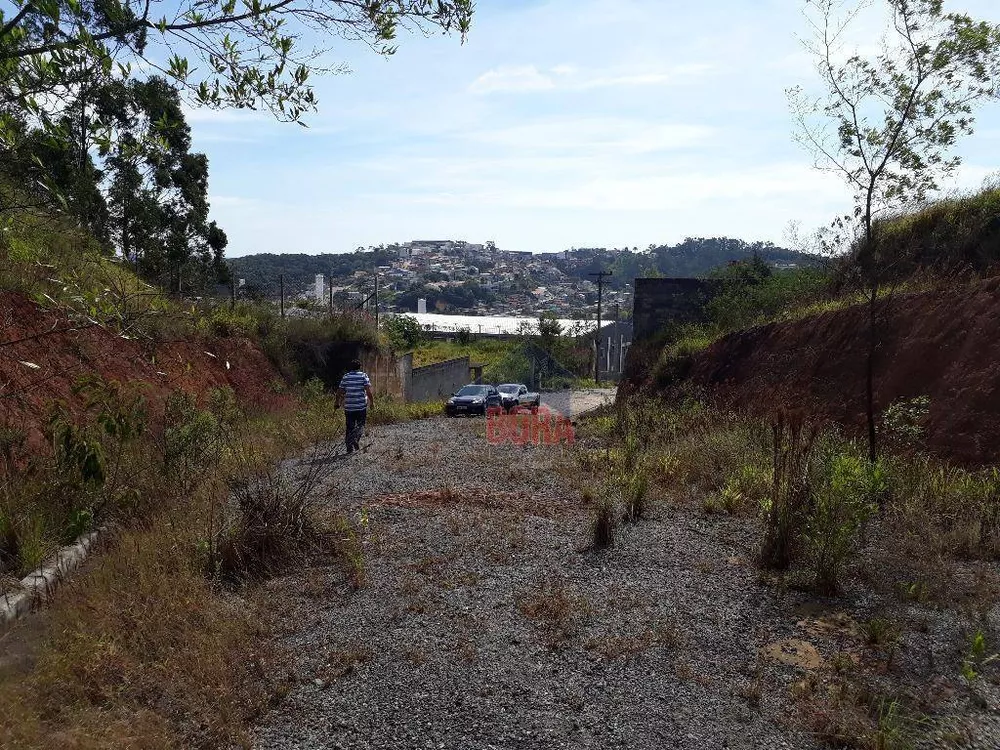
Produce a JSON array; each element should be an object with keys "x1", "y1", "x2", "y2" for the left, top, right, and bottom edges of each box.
[
  {"x1": 0, "y1": 364, "x2": 439, "y2": 747},
  {"x1": 0, "y1": 199, "x2": 437, "y2": 747},
  {"x1": 577, "y1": 393, "x2": 1000, "y2": 747},
  {"x1": 642, "y1": 177, "x2": 1000, "y2": 397}
]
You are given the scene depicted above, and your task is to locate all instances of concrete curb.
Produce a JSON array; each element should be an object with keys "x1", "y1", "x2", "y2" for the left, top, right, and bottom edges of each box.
[{"x1": 0, "y1": 529, "x2": 101, "y2": 629}]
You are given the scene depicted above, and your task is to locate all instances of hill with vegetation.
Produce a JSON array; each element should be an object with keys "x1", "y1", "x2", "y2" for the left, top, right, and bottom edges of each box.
[
  {"x1": 834, "y1": 185, "x2": 1000, "y2": 289},
  {"x1": 626, "y1": 186, "x2": 1000, "y2": 467},
  {"x1": 0, "y1": 187, "x2": 427, "y2": 749},
  {"x1": 228, "y1": 249, "x2": 398, "y2": 294},
  {"x1": 552, "y1": 237, "x2": 822, "y2": 290}
]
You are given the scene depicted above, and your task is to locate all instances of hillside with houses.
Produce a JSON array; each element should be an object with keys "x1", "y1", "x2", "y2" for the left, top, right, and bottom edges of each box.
[{"x1": 227, "y1": 237, "x2": 819, "y2": 318}]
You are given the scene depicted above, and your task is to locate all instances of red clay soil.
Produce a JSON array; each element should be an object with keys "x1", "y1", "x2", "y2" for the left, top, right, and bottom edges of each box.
[
  {"x1": 684, "y1": 278, "x2": 1000, "y2": 467},
  {"x1": 0, "y1": 292, "x2": 292, "y2": 454}
]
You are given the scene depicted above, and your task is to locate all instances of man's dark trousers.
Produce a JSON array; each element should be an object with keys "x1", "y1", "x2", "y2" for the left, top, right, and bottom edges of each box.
[{"x1": 346, "y1": 409, "x2": 367, "y2": 453}]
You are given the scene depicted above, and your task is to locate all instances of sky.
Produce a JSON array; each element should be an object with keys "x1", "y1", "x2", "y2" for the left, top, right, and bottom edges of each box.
[{"x1": 184, "y1": 0, "x2": 1000, "y2": 257}]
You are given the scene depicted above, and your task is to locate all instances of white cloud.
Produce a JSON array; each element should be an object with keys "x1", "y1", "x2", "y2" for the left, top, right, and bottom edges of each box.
[
  {"x1": 210, "y1": 195, "x2": 259, "y2": 207},
  {"x1": 469, "y1": 63, "x2": 712, "y2": 95},
  {"x1": 468, "y1": 65, "x2": 556, "y2": 94},
  {"x1": 192, "y1": 0, "x2": 1000, "y2": 257},
  {"x1": 463, "y1": 117, "x2": 715, "y2": 156},
  {"x1": 181, "y1": 105, "x2": 269, "y2": 124}
]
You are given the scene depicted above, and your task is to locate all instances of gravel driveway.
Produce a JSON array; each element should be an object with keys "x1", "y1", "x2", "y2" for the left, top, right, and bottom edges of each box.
[
  {"x1": 253, "y1": 408, "x2": 820, "y2": 750},
  {"x1": 539, "y1": 388, "x2": 616, "y2": 419}
]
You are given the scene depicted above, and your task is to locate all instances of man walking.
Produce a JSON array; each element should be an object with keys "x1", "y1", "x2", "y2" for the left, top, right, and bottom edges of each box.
[{"x1": 336, "y1": 358, "x2": 374, "y2": 455}]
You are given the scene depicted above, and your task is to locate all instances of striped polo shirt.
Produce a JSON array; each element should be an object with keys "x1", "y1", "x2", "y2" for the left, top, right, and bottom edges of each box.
[{"x1": 339, "y1": 370, "x2": 371, "y2": 412}]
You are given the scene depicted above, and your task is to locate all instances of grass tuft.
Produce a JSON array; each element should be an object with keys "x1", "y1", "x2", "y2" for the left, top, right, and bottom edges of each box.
[{"x1": 591, "y1": 499, "x2": 616, "y2": 550}]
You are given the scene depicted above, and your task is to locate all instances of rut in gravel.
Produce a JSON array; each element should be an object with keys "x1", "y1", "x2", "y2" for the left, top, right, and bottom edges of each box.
[{"x1": 253, "y1": 413, "x2": 817, "y2": 750}]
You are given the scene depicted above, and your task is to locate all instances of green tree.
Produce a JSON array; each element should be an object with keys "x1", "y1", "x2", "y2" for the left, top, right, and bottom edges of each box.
[
  {"x1": 537, "y1": 312, "x2": 563, "y2": 353},
  {"x1": 101, "y1": 76, "x2": 228, "y2": 291},
  {"x1": 0, "y1": 1, "x2": 472, "y2": 226},
  {"x1": 0, "y1": 1, "x2": 472, "y2": 121},
  {"x1": 789, "y1": 0, "x2": 1000, "y2": 461},
  {"x1": 383, "y1": 315, "x2": 426, "y2": 351}
]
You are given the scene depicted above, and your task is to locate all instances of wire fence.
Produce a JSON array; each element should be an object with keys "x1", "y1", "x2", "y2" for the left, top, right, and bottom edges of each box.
[{"x1": 211, "y1": 273, "x2": 379, "y2": 320}]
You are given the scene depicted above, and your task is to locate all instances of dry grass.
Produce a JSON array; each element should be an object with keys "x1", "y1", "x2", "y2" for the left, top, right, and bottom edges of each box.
[
  {"x1": 518, "y1": 581, "x2": 592, "y2": 646},
  {"x1": 579, "y1": 395, "x2": 996, "y2": 747},
  {"x1": 404, "y1": 647, "x2": 427, "y2": 666},
  {"x1": 316, "y1": 645, "x2": 372, "y2": 684},
  {"x1": 583, "y1": 619, "x2": 679, "y2": 660},
  {"x1": 793, "y1": 672, "x2": 918, "y2": 750},
  {"x1": 0, "y1": 522, "x2": 273, "y2": 750},
  {"x1": 0, "y1": 386, "x2": 383, "y2": 747}
]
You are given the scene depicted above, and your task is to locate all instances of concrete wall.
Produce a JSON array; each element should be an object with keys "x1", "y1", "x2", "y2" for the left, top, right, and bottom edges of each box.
[
  {"x1": 409, "y1": 356, "x2": 471, "y2": 403},
  {"x1": 360, "y1": 350, "x2": 405, "y2": 400},
  {"x1": 632, "y1": 278, "x2": 719, "y2": 342}
]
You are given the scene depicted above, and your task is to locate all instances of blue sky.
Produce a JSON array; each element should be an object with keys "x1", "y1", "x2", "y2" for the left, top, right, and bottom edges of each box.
[{"x1": 186, "y1": 0, "x2": 1000, "y2": 257}]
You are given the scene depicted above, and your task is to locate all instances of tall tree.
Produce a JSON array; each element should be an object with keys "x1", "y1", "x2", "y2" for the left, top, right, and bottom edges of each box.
[
  {"x1": 100, "y1": 76, "x2": 227, "y2": 291},
  {"x1": 788, "y1": 0, "x2": 1000, "y2": 461}
]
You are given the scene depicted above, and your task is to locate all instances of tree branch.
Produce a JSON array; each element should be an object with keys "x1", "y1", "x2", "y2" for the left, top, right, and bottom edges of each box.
[
  {"x1": 1, "y1": 0, "x2": 301, "y2": 59},
  {"x1": 0, "y1": 2, "x2": 34, "y2": 41}
]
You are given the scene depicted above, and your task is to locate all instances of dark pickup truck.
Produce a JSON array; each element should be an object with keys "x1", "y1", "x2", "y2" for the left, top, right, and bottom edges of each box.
[{"x1": 497, "y1": 383, "x2": 541, "y2": 413}]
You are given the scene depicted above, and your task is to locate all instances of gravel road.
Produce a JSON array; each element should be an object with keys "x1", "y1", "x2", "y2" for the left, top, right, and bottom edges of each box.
[
  {"x1": 253, "y1": 392, "x2": 998, "y2": 750},
  {"x1": 538, "y1": 388, "x2": 616, "y2": 419},
  {"x1": 253, "y1": 399, "x2": 818, "y2": 750}
]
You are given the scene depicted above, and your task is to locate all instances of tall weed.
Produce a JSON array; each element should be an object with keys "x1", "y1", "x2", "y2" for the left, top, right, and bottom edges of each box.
[{"x1": 760, "y1": 414, "x2": 819, "y2": 570}]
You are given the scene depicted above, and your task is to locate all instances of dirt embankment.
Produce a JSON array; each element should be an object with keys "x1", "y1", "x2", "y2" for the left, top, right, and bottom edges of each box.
[
  {"x1": 0, "y1": 293, "x2": 291, "y2": 452},
  {"x1": 682, "y1": 279, "x2": 1000, "y2": 467}
]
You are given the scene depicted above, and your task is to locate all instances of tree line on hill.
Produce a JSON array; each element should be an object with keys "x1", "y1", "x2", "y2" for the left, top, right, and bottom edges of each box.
[
  {"x1": 553, "y1": 238, "x2": 821, "y2": 289},
  {"x1": 2, "y1": 73, "x2": 229, "y2": 292},
  {"x1": 227, "y1": 249, "x2": 397, "y2": 293}
]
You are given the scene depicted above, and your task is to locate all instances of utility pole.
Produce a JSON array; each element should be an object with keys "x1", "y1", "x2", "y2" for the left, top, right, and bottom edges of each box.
[
  {"x1": 613, "y1": 301, "x2": 621, "y2": 377},
  {"x1": 373, "y1": 268, "x2": 379, "y2": 329},
  {"x1": 589, "y1": 270, "x2": 612, "y2": 384}
]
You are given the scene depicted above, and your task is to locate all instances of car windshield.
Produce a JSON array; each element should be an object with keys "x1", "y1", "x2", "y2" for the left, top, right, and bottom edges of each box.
[
  {"x1": 498, "y1": 384, "x2": 520, "y2": 394},
  {"x1": 456, "y1": 385, "x2": 486, "y2": 396}
]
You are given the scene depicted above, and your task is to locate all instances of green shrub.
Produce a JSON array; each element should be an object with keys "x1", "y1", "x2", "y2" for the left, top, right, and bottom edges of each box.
[
  {"x1": 881, "y1": 395, "x2": 931, "y2": 450},
  {"x1": 807, "y1": 446, "x2": 881, "y2": 594},
  {"x1": 382, "y1": 315, "x2": 427, "y2": 352},
  {"x1": 708, "y1": 261, "x2": 831, "y2": 332},
  {"x1": 163, "y1": 391, "x2": 221, "y2": 493},
  {"x1": 262, "y1": 314, "x2": 379, "y2": 387},
  {"x1": 839, "y1": 184, "x2": 1000, "y2": 286},
  {"x1": 620, "y1": 468, "x2": 651, "y2": 523},
  {"x1": 961, "y1": 630, "x2": 998, "y2": 681}
]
